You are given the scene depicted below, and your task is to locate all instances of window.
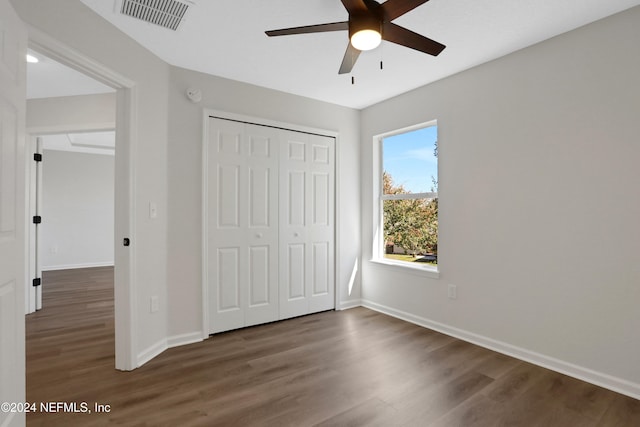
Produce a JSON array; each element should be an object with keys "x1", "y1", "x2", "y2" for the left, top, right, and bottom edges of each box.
[{"x1": 377, "y1": 122, "x2": 438, "y2": 270}]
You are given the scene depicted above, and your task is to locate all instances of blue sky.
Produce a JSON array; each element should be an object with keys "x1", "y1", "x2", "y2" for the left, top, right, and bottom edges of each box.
[{"x1": 383, "y1": 125, "x2": 438, "y2": 194}]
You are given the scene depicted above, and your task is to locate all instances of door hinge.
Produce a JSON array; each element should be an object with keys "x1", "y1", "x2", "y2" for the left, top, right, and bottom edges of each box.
[
  {"x1": 33, "y1": 278, "x2": 41, "y2": 287},
  {"x1": 33, "y1": 215, "x2": 42, "y2": 224},
  {"x1": 34, "y1": 153, "x2": 42, "y2": 162}
]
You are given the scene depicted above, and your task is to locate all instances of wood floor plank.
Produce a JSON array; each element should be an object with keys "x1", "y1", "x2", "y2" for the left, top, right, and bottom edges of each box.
[{"x1": 26, "y1": 267, "x2": 640, "y2": 426}]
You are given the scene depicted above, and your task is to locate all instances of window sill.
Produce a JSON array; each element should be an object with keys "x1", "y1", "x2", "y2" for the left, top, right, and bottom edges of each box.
[{"x1": 369, "y1": 258, "x2": 440, "y2": 279}]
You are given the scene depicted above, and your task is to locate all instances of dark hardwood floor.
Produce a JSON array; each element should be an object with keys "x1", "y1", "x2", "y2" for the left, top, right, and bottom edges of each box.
[{"x1": 26, "y1": 267, "x2": 640, "y2": 426}]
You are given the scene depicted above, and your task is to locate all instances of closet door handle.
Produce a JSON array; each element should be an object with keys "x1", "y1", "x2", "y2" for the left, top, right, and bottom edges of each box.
[
  {"x1": 256, "y1": 233, "x2": 263, "y2": 238},
  {"x1": 294, "y1": 232, "x2": 299, "y2": 237}
]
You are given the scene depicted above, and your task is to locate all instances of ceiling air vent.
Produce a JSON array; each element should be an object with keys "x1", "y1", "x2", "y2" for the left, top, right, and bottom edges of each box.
[{"x1": 119, "y1": 0, "x2": 192, "y2": 31}]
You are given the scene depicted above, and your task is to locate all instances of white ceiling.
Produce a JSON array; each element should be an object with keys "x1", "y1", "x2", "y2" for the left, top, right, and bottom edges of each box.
[
  {"x1": 26, "y1": 49, "x2": 114, "y2": 100},
  {"x1": 31, "y1": 1, "x2": 640, "y2": 108}
]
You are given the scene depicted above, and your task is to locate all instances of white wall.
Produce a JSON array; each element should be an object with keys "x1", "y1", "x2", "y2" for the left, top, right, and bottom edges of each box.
[
  {"x1": 167, "y1": 66, "x2": 362, "y2": 339},
  {"x1": 27, "y1": 93, "x2": 115, "y2": 132},
  {"x1": 361, "y1": 6, "x2": 640, "y2": 397},
  {"x1": 41, "y1": 149, "x2": 114, "y2": 270}
]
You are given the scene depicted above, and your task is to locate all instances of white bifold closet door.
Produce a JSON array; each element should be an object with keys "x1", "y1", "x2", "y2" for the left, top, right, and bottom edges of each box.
[{"x1": 207, "y1": 117, "x2": 335, "y2": 334}]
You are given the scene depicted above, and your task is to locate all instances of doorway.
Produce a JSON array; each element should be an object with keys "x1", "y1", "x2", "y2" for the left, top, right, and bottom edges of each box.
[{"x1": 26, "y1": 32, "x2": 137, "y2": 370}]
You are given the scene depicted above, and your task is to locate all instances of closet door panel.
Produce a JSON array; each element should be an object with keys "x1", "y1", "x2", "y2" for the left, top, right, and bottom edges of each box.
[
  {"x1": 279, "y1": 132, "x2": 309, "y2": 319},
  {"x1": 244, "y1": 125, "x2": 279, "y2": 327},
  {"x1": 280, "y1": 131, "x2": 335, "y2": 319},
  {"x1": 208, "y1": 119, "x2": 279, "y2": 333},
  {"x1": 208, "y1": 120, "x2": 245, "y2": 333},
  {"x1": 307, "y1": 135, "x2": 335, "y2": 313}
]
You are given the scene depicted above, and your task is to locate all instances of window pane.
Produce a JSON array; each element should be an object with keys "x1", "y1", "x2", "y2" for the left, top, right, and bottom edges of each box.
[
  {"x1": 383, "y1": 126, "x2": 438, "y2": 195},
  {"x1": 382, "y1": 197, "x2": 438, "y2": 265}
]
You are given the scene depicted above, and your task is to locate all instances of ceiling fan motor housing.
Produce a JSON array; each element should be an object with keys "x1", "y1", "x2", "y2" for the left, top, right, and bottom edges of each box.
[{"x1": 348, "y1": 13, "x2": 382, "y2": 39}]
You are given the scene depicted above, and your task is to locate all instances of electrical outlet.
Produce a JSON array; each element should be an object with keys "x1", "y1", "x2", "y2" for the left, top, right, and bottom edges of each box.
[
  {"x1": 448, "y1": 284, "x2": 457, "y2": 300},
  {"x1": 150, "y1": 296, "x2": 159, "y2": 313}
]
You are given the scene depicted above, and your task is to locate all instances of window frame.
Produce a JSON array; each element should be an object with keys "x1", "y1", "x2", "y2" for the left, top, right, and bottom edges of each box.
[{"x1": 372, "y1": 120, "x2": 439, "y2": 278}]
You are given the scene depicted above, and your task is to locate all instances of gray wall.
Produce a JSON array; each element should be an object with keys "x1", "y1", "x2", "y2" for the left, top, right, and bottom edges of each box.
[
  {"x1": 41, "y1": 150, "x2": 114, "y2": 270},
  {"x1": 360, "y1": 6, "x2": 640, "y2": 396}
]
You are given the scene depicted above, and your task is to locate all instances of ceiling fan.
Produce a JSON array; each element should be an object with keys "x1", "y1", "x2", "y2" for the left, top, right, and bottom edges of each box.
[{"x1": 265, "y1": 0, "x2": 446, "y2": 75}]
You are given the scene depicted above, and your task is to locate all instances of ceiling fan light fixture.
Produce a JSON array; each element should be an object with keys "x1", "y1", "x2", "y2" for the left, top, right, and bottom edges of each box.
[{"x1": 350, "y1": 29, "x2": 381, "y2": 51}]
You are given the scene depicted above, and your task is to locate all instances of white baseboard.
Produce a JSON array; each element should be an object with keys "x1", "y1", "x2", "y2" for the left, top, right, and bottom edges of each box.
[
  {"x1": 337, "y1": 299, "x2": 362, "y2": 310},
  {"x1": 137, "y1": 339, "x2": 167, "y2": 368},
  {"x1": 42, "y1": 261, "x2": 114, "y2": 271},
  {"x1": 137, "y1": 332, "x2": 204, "y2": 367},
  {"x1": 167, "y1": 332, "x2": 203, "y2": 349},
  {"x1": 361, "y1": 299, "x2": 640, "y2": 400}
]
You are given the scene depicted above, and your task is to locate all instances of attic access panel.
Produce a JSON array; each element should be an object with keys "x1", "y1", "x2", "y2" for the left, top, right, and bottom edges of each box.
[{"x1": 118, "y1": 0, "x2": 191, "y2": 31}]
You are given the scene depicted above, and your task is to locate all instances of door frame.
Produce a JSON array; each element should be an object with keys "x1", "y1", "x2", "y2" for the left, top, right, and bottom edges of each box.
[
  {"x1": 26, "y1": 26, "x2": 138, "y2": 370},
  {"x1": 201, "y1": 109, "x2": 341, "y2": 338},
  {"x1": 26, "y1": 135, "x2": 42, "y2": 314}
]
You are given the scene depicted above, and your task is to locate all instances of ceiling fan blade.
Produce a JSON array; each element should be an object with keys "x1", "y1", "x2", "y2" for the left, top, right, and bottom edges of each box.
[
  {"x1": 380, "y1": 0, "x2": 431, "y2": 21},
  {"x1": 341, "y1": 0, "x2": 369, "y2": 14},
  {"x1": 266, "y1": 21, "x2": 348, "y2": 37},
  {"x1": 339, "y1": 43, "x2": 361, "y2": 74},
  {"x1": 382, "y1": 22, "x2": 445, "y2": 56}
]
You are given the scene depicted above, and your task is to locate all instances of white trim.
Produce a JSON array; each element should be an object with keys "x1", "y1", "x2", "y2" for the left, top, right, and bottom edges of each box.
[
  {"x1": 26, "y1": 27, "x2": 138, "y2": 371},
  {"x1": 116, "y1": 84, "x2": 138, "y2": 372},
  {"x1": 382, "y1": 192, "x2": 437, "y2": 201},
  {"x1": 27, "y1": 26, "x2": 135, "y2": 89},
  {"x1": 334, "y1": 133, "x2": 342, "y2": 312},
  {"x1": 361, "y1": 299, "x2": 640, "y2": 400},
  {"x1": 205, "y1": 109, "x2": 339, "y2": 139},
  {"x1": 26, "y1": 122, "x2": 116, "y2": 136},
  {"x1": 375, "y1": 119, "x2": 438, "y2": 140},
  {"x1": 137, "y1": 332, "x2": 204, "y2": 367},
  {"x1": 26, "y1": 136, "x2": 40, "y2": 314},
  {"x1": 337, "y1": 299, "x2": 362, "y2": 310},
  {"x1": 137, "y1": 339, "x2": 167, "y2": 367},
  {"x1": 42, "y1": 262, "x2": 114, "y2": 271},
  {"x1": 369, "y1": 259, "x2": 440, "y2": 279},
  {"x1": 201, "y1": 110, "x2": 209, "y2": 339},
  {"x1": 202, "y1": 109, "x2": 340, "y2": 337},
  {"x1": 167, "y1": 332, "x2": 203, "y2": 348}
]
